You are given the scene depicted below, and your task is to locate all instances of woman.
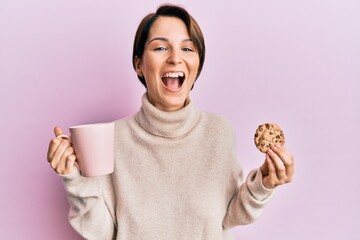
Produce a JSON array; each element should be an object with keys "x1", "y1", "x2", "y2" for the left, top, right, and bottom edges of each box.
[{"x1": 47, "y1": 4, "x2": 294, "y2": 240}]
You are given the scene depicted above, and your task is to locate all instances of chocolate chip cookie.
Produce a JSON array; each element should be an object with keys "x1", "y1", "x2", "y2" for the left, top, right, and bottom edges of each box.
[{"x1": 254, "y1": 123, "x2": 285, "y2": 153}]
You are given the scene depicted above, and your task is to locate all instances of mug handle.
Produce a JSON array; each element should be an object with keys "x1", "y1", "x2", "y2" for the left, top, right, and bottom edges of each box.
[{"x1": 56, "y1": 134, "x2": 72, "y2": 144}]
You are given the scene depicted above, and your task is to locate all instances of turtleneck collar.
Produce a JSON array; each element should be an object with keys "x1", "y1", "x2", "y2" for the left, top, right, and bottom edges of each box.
[{"x1": 134, "y1": 93, "x2": 201, "y2": 138}]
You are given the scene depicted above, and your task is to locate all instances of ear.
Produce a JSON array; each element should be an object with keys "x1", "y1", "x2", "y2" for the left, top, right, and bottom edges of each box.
[{"x1": 134, "y1": 56, "x2": 143, "y2": 77}]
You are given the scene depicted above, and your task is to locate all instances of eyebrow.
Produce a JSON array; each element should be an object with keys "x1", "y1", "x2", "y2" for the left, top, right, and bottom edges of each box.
[{"x1": 147, "y1": 37, "x2": 193, "y2": 45}]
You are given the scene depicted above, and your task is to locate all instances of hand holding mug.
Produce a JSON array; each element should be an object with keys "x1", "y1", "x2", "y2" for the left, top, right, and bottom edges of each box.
[
  {"x1": 47, "y1": 123, "x2": 114, "y2": 177},
  {"x1": 47, "y1": 127, "x2": 77, "y2": 175}
]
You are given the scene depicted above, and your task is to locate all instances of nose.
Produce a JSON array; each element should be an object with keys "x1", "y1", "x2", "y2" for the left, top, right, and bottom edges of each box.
[{"x1": 166, "y1": 49, "x2": 182, "y2": 65}]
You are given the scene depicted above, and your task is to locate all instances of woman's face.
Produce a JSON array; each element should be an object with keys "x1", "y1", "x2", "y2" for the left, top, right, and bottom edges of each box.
[{"x1": 135, "y1": 16, "x2": 200, "y2": 112}]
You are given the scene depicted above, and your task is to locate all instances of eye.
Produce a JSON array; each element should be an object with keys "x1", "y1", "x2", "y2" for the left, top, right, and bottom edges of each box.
[
  {"x1": 154, "y1": 46, "x2": 168, "y2": 51},
  {"x1": 182, "y1": 47, "x2": 194, "y2": 52}
]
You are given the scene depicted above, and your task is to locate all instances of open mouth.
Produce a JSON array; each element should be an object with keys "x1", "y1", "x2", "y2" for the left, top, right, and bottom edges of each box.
[{"x1": 161, "y1": 72, "x2": 185, "y2": 91}]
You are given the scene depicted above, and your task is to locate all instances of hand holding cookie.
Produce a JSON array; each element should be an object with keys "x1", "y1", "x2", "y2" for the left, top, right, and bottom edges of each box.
[{"x1": 255, "y1": 123, "x2": 295, "y2": 189}]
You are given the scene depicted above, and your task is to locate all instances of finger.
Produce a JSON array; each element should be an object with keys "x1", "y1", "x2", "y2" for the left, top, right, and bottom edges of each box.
[
  {"x1": 260, "y1": 157, "x2": 269, "y2": 176},
  {"x1": 273, "y1": 145, "x2": 293, "y2": 165},
  {"x1": 54, "y1": 126, "x2": 64, "y2": 137},
  {"x1": 50, "y1": 139, "x2": 71, "y2": 170},
  {"x1": 65, "y1": 154, "x2": 77, "y2": 173},
  {"x1": 47, "y1": 137, "x2": 62, "y2": 162},
  {"x1": 267, "y1": 148, "x2": 287, "y2": 181},
  {"x1": 54, "y1": 126, "x2": 72, "y2": 144},
  {"x1": 265, "y1": 154, "x2": 278, "y2": 187},
  {"x1": 272, "y1": 145, "x2": 295, "y2": 181},
  {"x1": 270, "y1": 145, "x2": 294, "y2": 169},
  {"x1": 48, "y1": 126, "x2": 69, "y2": 162},
  {"x1": 56, "y1": 146, "x2": 74, "y2": 174}
]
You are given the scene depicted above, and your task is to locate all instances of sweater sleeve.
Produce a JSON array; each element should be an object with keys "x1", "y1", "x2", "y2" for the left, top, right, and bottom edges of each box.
[
  {"x1": 215, "y1": 115, "x2": 274, "y2": 229},
  {"x1": 61, "y1": 168, "x2": 117, "y2": 240},
  {"x1": 222, "y1": 168, "x2": 274, "y2": 229}
]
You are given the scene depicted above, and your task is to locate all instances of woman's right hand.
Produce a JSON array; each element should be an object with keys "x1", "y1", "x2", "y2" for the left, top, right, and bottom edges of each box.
[{"x1": 47, "y1": 127, "x2": 77, "y2": 175}]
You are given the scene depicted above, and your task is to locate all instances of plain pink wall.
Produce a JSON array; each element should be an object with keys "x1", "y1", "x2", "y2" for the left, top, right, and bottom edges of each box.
[{"x1": 1, "y1": 0, "x2": 359, "y2": 239}]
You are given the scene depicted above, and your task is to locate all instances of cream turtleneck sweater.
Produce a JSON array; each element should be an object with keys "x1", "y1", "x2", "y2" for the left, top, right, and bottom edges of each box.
[{"x1": 62, "y1": 93, "x2": 274, "y2": 240}]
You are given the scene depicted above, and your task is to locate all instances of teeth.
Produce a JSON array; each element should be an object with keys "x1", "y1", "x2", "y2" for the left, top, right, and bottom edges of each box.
[{"x1": 163, "y1": 72, "x2": 185, "y2": 78}]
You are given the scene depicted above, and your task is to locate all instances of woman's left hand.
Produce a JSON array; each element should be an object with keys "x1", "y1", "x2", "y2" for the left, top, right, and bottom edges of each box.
[{"x1": 260, "y1": 145, "x2": 295, "y2": 189}]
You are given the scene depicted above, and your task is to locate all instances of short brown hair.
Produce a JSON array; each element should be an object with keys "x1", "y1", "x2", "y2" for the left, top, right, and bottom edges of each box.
[{"x1": 132, "y1": 4, "x2": 206, "y2": 88}]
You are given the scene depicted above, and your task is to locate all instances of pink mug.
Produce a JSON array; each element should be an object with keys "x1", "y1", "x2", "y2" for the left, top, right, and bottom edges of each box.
[{"x1": 59, "y1": 122, "x2": 114, "y2": 177}]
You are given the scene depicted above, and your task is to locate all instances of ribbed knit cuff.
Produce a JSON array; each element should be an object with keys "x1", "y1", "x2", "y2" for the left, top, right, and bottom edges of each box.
[
  {"x1": 246, "y1": 168, "x2": 274, "y2": 201},
  {"x1": 60, "y1": 167, "x2": 84, "y2": 186}
]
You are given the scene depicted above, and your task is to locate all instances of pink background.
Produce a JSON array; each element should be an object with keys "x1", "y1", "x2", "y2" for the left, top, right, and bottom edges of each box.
[{"x1": 1, "y1": 0, "x2": 359, "y2": 239}]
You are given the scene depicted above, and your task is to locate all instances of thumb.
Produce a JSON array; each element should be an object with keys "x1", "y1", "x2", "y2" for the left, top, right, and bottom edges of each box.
[
  {"x1": 54, "y1": 126, "x2": 64, "y2": 137},
  {"x1": 260, "y1": 155, "x2": 270, "y2": 176}
]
